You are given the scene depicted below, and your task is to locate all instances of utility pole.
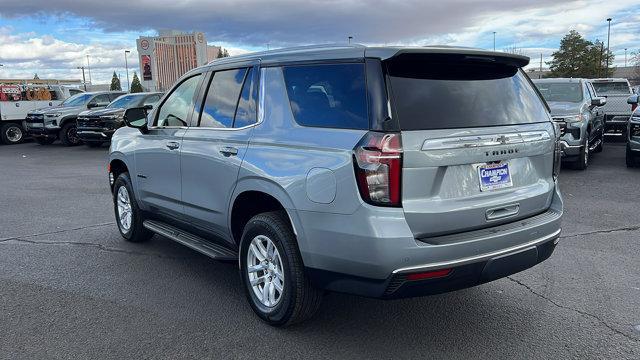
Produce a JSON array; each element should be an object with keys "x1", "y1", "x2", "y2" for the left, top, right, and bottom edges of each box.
[
  {"x1": 606, "y1": 18, "x2": 612, "y2": 75},
  {"x1": 124, "y1": 50, "x2": 131, "y2": 92},
  {"x1": 493, "y1": 32, "x2": 496, "y2": 51},
  {"x1": 77, "y1": 66, "x2": 87, "y2": 91},
  {"x1": 539, "y1": 53, "x2": 543, "y2": 79},
  {"x1": 625, "y1": 48, "x2": 627, "y2": 67},
  {"x1": 599, "y1": 42, "x2": 604, "y2": 78},
  {"x1": 86, "y1": 55, "x2": 92, "y2": 85},
  {"x1": 348, "y1": 36, "x2": 353, "y2": 44}
]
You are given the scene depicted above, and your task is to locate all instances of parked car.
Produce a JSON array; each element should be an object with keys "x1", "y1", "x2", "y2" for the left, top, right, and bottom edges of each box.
[
  {"x1": 77, "y1": 92, "x2": 162, "y2": 147},
  {"x1": 532, "y1": 78, "x2": 606, "y2": 170},
  {"x1": 108, "y1": 45, "x2": 563, "y2": 326},
  {"x1": 26, "y1": 91, "x2": 125, "y2": 146},
  {"x1": 627, "y1": 95, "x2": 640, "y2": 167},
  {"x1": 591, "y1": 78, "x2": 633, "y2": 134},
  {"x1": 0, "y1": 84, "x2": 82, "y2": 145}
]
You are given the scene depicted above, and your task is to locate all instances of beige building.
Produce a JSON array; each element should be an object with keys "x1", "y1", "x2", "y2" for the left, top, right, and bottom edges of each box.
[{"x1": 136, "y1": 30, "x2": 221, "y2": 92}]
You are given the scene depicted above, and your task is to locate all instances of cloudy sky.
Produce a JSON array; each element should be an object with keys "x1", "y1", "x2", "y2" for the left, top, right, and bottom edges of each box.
[{"x1": 0, "y1": 0, "x2": 638, "y2": 87}]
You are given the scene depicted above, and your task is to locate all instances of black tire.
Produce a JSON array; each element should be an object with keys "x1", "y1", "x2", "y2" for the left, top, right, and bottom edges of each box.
[
  {"x1": 0, "y1": 123, "x2": 25, "y2": 145},
  {"x1": 35, "y1": 137, "x2": 56, "y2": 145},
  {"x1": 59, "y1": 121, "x2": 82, "y2": 146},
  {"x1": 239, "y1": 211, "x2": 323, "y2": 326},
  {"x1": 113, "y1": 172, "x2": 153, "y2": 243},
  {"x1": 574, "y1": 138, "x2": 589, "y2": 170},
  {"x1": 626, "y1": 145, "x2": 638, "y2": 168},
  {"x1": 86, "y1": 142, "x2": 103, "y2": 148}
]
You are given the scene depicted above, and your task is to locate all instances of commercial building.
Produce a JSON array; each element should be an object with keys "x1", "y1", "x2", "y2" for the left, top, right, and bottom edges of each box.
[{"x1": 136, "y1": 30, "x2": 220, "y2": 92}]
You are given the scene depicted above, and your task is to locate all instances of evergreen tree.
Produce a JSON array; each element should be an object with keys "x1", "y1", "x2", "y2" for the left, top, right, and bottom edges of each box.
[
  {"x1": 33, "y1": 73, "x2": 40, "y2": 80},
  {"x1": 130, "y1": 72, "x2": 143, "y2": 93},
  {"x1": 110, "y1": 71, "x2": 122, "y2": 91},
  {"x1": 217, "y1": 48, "x2": 224, "y2": 58},
  {"x1": 548, "y1": 30, "x2": 614, "y2": 78}
]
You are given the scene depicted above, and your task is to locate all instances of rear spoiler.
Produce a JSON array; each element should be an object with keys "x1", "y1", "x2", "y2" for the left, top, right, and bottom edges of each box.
[{"x1": 366, "y1": 47, "x2": 530, "y2": 68}]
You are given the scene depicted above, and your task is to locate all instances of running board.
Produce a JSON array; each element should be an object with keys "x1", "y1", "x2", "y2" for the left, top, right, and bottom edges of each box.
[
  {"x1": 589, "y1": 138, "x2": 602, "y2": 152},
  {"x1": 143, "y1": 220, "x2": 237, "y2": 261}
]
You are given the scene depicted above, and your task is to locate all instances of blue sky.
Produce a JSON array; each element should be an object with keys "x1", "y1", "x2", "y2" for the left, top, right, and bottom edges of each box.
[{"x1": 0, "y1": 0, "x2": 638, "y2": 86}]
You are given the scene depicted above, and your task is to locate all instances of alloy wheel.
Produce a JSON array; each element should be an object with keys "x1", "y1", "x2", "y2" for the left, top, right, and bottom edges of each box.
[
  {"x1": 6, "y1": 126, "x2": 23, "y2": 143},
  {"x1": 116, "y1": 186, "x2": 133, "y2": 231},
  {"x1": 247, "y1": 235, "x2": 285, "y2": 307}
]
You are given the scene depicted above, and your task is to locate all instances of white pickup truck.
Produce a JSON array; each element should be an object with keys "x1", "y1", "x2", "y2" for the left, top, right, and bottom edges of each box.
[
  {"x1": 0, "y1": 84, "x2": 83, "y2": 145},
  {"x1": 591, "y1": 78, "x2": 633, "y2": 134}
]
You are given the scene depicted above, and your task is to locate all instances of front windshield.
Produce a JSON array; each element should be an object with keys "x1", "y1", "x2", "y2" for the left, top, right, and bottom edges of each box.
[
  {"x1": 592, "y1": 82, "x2": 630, "y2": 95},
  {"x1": 61, "y1": 93, "x2": 93, "y2": 106},
  {"x1": 107, "y1": 94, "x2": 143, "y2": 109},
  {"x1": 535, "y1": 82, "x2": 583, "y2": 103}
]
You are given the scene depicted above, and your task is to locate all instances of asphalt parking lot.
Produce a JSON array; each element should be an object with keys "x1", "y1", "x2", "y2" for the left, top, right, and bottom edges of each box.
[{"x1": 1, "y1": 140, "x2": 639, "y2": 359}]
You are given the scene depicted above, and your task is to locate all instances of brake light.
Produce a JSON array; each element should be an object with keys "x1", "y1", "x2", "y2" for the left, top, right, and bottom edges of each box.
[
  {"x1": 552, "y1": 123, "x2": 561, "y2": 180},
  {"x1": 406, "y1": 269, "x2": 452, "y2": 281},
  {"x1": 353, "y1": 132, "x2": 402, "y2": 207}
]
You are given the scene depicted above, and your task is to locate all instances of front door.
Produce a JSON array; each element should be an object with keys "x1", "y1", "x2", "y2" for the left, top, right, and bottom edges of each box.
[
  {"x1": 181, "y1": 66, "x2": 259, "y2": 243},
  {"x1": 135, "y1": 73, "x2": 204, "y2": 220}
]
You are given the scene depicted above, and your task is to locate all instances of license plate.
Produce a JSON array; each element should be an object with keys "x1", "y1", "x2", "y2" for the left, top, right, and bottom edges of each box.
[
  {"x1": 477, "y1": 162, "x2": 512, "y2": 192},
  {"x1": 28, "y1": 123, "x2": 43, "y2": 128}
]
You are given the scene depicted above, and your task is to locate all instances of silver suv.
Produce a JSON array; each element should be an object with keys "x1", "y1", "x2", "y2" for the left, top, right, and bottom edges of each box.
[{"x1": 108, "y1": 45, "x2": 563, "y2": 326}]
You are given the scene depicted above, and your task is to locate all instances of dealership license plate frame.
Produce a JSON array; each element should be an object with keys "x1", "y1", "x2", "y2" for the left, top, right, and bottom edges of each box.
[{"x1": 477, "y1": 161, "x2": 513, "y2": 192}]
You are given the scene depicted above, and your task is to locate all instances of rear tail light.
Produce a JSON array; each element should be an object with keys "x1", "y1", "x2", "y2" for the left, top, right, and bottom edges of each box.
[
  {"x1": 552, "y1": 123, "x2": 562, "y2": 180},
  {"x1": 406, "y1": 268, "x2": 452, "y2": 281},
  {"x1": 353, "y1": 132, "x2": 402, "y2": 207}
]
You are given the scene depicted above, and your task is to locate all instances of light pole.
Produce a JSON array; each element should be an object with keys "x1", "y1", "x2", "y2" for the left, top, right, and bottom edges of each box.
[
  {"x1": 625, "y1": 48, "x2": 627, "y2": 67},
  {"x1": 86, "y1": 55, "x2": 92, "y2": 85},
  {"x1": 493, "y1": 32, "x2": 496, "y2": 51},
  {"x1": 606, "y1": 18, "x2": 612, "y2": 73},
  {"x1": 348, "y1": 36, "x2": 353, "y2": 44},
  {"x1": 124, "y1": 50, "x2": 131, "y2": 92},
  {"x1": 77, "y1": 66, "x2": 87, "y2": 91}
]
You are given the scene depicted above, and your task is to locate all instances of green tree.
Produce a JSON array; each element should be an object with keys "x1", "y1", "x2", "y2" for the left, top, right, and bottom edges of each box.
[
  {"x1": 548, "y1": 30, "x2": 614, "y2": 78},
  {"x1": 216, "y1": 47, "x2": 230, "y2": 58},
  {"x1": 33, "y1": 73, "x2": 40, "y2": 80},
  {"x1": 110, "y1": 71, "x2": 122, "y2": 91},
  {"x1": 130, "y1": 72, "x2": 143, "y2": 93}
]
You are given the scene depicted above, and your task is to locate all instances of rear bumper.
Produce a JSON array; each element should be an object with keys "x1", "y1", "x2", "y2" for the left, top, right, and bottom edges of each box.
[{"x1": 299, "y1": 184, "x2": 562, "y2": 298}]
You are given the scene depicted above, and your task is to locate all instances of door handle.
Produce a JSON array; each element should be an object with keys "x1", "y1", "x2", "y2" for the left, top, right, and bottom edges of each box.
[
  {"x1": 219, "y1": 146, "x2": 238, "y2": 156},
  {"x1": 166, "y1": 141, "x2": 180, "y2": 150}
]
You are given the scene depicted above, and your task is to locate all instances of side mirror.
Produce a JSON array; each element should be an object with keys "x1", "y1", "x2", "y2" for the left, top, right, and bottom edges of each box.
[
  {"x1": 143, "y1": 104, "x2": 154, "y2": 110},
  {"x1": 123, "y1": 107, "x2": 149, "y2": 133},
  {"x1": 591, "y1": 97, "x2": 606, "y2": 107},
  {"x1": 628, "y1": 94, "x2": 639, "y2": 105}
]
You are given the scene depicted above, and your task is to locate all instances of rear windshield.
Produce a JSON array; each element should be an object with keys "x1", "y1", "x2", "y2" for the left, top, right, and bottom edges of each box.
[
  {"x1": 386, "y1": 54, "x2": 549, "y2": 130},
  {"x1": 592, "y1": 82, "x2": 630, "y2": 95},
  {"x1": 535, "y1": 82, "x2": 583, "y2": 103},
  {"x1": 107, "y1": 94, "x2": 144, "y2": 109}
]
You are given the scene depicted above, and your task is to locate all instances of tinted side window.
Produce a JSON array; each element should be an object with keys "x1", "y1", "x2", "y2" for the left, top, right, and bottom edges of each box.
[
  {"x1": 234, "y1": 67, "x2": 256, "y2": 128},
  {"x1": 108, "y1": 93, "x2": 122, "y2": 101},
  {"x1": 91, "y1": 94, "x2": 111, "y2": 106},
  {"x1": 144, "y1": 95, "x2": 161, "y2": 106},
  {"x1": 282, "y1": 63, "x2": 368, "y2": 130},
  {"x1": 199, "y1": 68, "x2": 247, "y2": 128},
  {"x1": 156, "y1": 74, "x2": 202, "y2": 127}
]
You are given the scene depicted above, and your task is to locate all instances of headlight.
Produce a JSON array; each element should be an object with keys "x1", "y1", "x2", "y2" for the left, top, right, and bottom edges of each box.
[
  {"x1": 563, "y1": 114, "x2": 584, "y2": 123},
  {"x1": 630, "y1": 115, "x2": 640, "y2": 124},
  {"x1": 46, "y1": 113, "x2": 61, "y2": 117},
  {"x1": 100, "y1": 114, "x2": 122, "y2": 120}
]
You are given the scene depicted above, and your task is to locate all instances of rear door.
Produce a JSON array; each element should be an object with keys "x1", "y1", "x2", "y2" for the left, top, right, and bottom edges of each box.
[
  {"x1": 180, "y1": 64, "x2": 259, "y2": 243},
  {"x1": 385, "y1": 54, "x2": 556, "y2": 238}
]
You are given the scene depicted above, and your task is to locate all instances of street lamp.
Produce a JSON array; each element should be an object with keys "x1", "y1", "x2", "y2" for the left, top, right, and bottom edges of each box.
[
  {"x1": 124, "y1": 50, "x2": 131, "y2": 92},
  {"x1": 606, "y1": 18, "x2": 612, "y2": 73},
  {"x1": 493, "y1": 32, "x2": 496, "y2": 51},
  {"x1": 348, "y1": 36, "x2": 353, "y2": 44},
  {"x1": 86, "y1": 55, "x2": 92, "y2": 85},
  {"x1": 625, "y1": 48, "x2": 628, "y2": 67},
  {"x1": 77, "y1": 66, "x2": 87, "y2": 91}
]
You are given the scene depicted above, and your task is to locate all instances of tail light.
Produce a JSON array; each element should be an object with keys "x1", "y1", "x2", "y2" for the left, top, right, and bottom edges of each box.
[
  {"x1": 353, "y1": 132, "x2": 402, "y2": 207},
  {"x1": 552, "y1": 123, "x2": 562, "y2": 180},
  {"x1": 632, "y1": 104, "x2": 637, "y2": 112}
]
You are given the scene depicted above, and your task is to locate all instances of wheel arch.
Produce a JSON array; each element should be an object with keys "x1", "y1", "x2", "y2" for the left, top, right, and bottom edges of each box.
[{"x1": 229, "y1": 179, "x2": 304, "y2": 248}]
